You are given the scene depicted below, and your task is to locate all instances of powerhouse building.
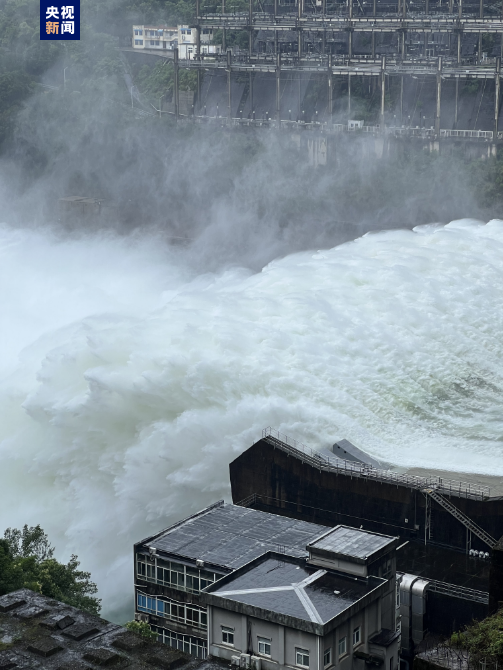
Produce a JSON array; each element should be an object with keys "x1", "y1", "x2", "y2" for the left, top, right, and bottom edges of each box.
[{"x1": 134, "y1": 501, "x2": 400, "y2": 669}]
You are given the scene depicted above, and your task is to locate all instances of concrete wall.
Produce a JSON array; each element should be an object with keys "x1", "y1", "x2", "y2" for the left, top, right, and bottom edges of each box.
[
  {"x1": 209, "y1": 603, "x2": 392, "y2": 670},
  {"x1": 229, "y1": 439, "x2": 503, "y2": 553}
]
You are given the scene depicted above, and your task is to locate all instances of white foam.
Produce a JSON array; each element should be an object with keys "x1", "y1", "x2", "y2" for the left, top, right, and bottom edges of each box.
[{"x1": 1, "y1": 219, "x2": 503, "y2": 621}]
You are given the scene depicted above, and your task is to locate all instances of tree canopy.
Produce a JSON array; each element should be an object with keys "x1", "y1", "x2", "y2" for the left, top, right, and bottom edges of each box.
[{"x1": 0, "y1": 525, "x2": 101, "y2": 616}]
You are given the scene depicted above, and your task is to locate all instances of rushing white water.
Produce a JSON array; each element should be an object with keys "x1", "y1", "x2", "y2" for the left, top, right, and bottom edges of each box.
[{"x1": 1, "y1": 219, "x2": 503, "y2": 621}]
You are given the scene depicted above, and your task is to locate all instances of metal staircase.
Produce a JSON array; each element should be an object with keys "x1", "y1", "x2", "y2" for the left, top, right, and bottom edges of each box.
[{"x1": 422, "y1": 488, "x2": 497, "y2": 549}]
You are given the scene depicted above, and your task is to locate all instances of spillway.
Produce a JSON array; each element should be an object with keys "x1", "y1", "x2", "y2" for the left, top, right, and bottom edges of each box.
[{"x1": 1, "y1": 219, "x2": 503, "y2": 622}]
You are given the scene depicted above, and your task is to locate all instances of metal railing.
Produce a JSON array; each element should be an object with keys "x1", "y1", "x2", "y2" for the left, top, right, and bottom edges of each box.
[
  {"x1": 261, "y1": 427, "x2": 491, "y2": 500},
  {"x1": 423, "y1": 488, "x2": 497, "y2": 548},
  {"x1": 425, "y1": 578, "x2": 489, "y2": 604}
]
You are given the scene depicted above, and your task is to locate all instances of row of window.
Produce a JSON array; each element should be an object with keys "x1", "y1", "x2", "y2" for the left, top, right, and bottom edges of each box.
[
  {"x1": 137, "y1": 555, "x2": 219, "y2": 594},
  {"x1": 134, "y1": 29, "x2": 143, "y2": 35},
  {"x1": 137, "y1": 593, "x2": 207, "y2": 629},
  {"x1": 151, "y1": 625, "x2": 207, "y2": 659},
  {"x1": 220, "y1": 625, "x2": 362, "y2": 668},
  {"x1": 135, "y1": 39, "x2": 143, "y2": 45}
]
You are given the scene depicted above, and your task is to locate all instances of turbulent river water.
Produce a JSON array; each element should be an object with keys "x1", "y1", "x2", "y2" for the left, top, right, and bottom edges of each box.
[{"x1": 1, "y1": 219, "x2": 503, "y2": 621}]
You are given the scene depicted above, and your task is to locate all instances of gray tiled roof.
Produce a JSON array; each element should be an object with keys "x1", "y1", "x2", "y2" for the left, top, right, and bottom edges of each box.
[
  {"x1": 208, "y1": 555, "x2": 383, "y2": 625},
  {"x1": 148, "y1": 504, "x2": 329, "y2": 570},
  {"x1": 308, "y1": 526, "x2": 394, "y2": 559}
]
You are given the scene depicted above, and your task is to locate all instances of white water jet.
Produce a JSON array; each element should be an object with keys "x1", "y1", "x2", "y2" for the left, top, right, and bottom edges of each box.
[{"x1": 1, "y1": 219, "x2": 503, "y2": 622}]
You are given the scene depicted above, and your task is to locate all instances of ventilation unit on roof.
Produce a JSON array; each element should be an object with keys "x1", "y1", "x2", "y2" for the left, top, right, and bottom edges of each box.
[
  {"x1": 240, "y1": 654, "x2": 251, "y2": 668},
  {"x1": 196, "y1": 559, "x2": 205, "y2": 568},
  {"x1": 149, "y1": 547, "x2": 157, "y2": 557}
]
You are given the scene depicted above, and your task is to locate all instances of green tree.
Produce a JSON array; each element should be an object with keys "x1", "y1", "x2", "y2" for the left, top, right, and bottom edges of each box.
[{"x1": 0, "y1": 525, "x2": 101, "y2": 615}]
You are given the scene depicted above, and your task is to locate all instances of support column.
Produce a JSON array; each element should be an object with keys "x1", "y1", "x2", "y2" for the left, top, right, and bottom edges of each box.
[
  {"x1": 274, "y1": 0, "x2": 278, "y2": 18},
  {"x1": 400, "y1": 75, "x2": 404, "y2": 124},
  {"x1": 222, "y1": 0, "x2": 226, "y2": 50},
  {"x1": 425, "y1": 0, "x2": 429, "y2": 12},
  {"x1": 457, "y1": 30, "x2": 462, "y2": 64},
  {"x1": 435, "y1": 55, "x2": 442, "y2": 136},
  {"x1": 328, "y1": 54, "x2": 333, "y2": 124},
  {"x1": 249, "y1": 0, "x2": 253, "y2": 56},
  {"x1": 196, "y1": 0, "x2": 200, "y2": 18},
  {"x1": 298, "y1": 0, "x2": 303, "y2": 57},
  {"x1": 348, "y1": 30, "x2": 353, "y2": 59},
  {"x1": 372, "y1": 33, "x2": 376, "y2": 58},
  {"x1": 196, "y1": 69, "x2": 201, "y2": 112},
  {"x1": 380, "y1": 55, "x2": 386, "y2": 132},
  {"x1": 348, "y1": 73, "x2": 351, "y2": 118},
  {"x1": 349, "y1": 0, "x2": 353, "y2": 18},
  {"x1": 276, "y1": 52, "x2": 281, "y2": 125},
  {"x1": 249, "y1": 71, "x2": 254, "y2": 115},
  {"x1": 174, "y1": 48, "x2": 179, "y2": 121},
  {"x1": 298, "y1": 71, "x2": 302, "y2": 119},
  {"x1": 478, "y1": 0, "x2": 484, "y2": 65},
  {"x1": 227, "y1": 48, "x2": 232, "y2": 120},
  {"x1": 495, "y1": 57, "x2": 501, "y2": 142},
  {"x1": 196, "y1": 27, "x2": 201, "y2": 58},
  {"x1": 424, "y1": 33, "x2": 428, "y2": 57},
  {"x1": 454, "y1": 77, "x2": 459, "y2": 128}
]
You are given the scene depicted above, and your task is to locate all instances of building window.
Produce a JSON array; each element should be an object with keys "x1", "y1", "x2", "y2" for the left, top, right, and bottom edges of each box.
[
  {"x1": 324, "y1": 648, "x2": 332, "y2": 667},
  {"x1": 338, "y1": 637, "x2": 347, "y2": 658},
  {"x1": 137, "y1": 554, "x2": 218, "y2": 594},
  {"x1": 137, "y1": 593, "x2": 156, "y2": 615},
  {"x1": 258, "y1": 637, "x2": 271, "y2": 657},
  {"x1": 152, "y1": 626, "x2": 208, "y2": 659},
  {"x1": 390, "y1": 657, "x2": 394, "y2": 670},
  {"x1": 353, "y1": 627, "x2": 361, "y2": 647},
  {"x1": 296, "y1": 648, "x2": 310, "y2": 668},
  {"x1": 135, "y1": 39, "x2": 143, "y2": 45},
  {"x1": 137, "y1": 592, "x2": 207, "y2": 630},
  {"x1": 222, "y1": 626, "x2": 234, "y2": 646},
  {"x1": 134, "y1": 29, "x2": 143, "y2": 35}
]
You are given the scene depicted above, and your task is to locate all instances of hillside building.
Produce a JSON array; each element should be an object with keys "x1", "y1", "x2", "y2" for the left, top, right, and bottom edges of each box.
[
  {"x1": 134, "y1": 501, "x2": 400, "y2": 669},
  {"x1": 132, "y1": 24, "x2": 219, "y2": 56}
]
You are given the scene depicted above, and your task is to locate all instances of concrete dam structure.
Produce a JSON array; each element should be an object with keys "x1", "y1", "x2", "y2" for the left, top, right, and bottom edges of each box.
[{"x1": 124, "y1": 0, "x2": 503, "y2": 157}]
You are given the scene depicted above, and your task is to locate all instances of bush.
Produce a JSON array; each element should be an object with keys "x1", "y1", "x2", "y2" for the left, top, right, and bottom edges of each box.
[{"x1": 124, "y1": 620, "x2": 158, "y2": 642}]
